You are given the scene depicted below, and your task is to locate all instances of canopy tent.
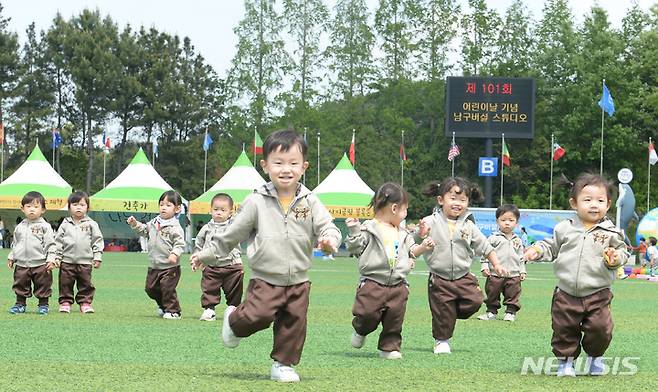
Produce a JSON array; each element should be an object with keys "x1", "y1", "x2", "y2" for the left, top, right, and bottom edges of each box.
[
  {"x1": 190, "y1": 151, "x2": 265, "y2": 214},
  {"x1": 0, "y1": 144, "x2": 72, "y2": 210},
  {"x1": 314, "y1": 153, "x2": 374, "y2": 219},
  {"x1": 91, "y1": 147, "x2": 185, "y2": 213}
]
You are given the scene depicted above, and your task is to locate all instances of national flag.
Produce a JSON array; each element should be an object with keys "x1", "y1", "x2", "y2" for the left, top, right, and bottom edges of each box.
[
  {"x1": 348, "y1": 131, "x2": 355, "y2": 165},
  {"x1": 553, "y1": 143, "x2": 566, "y2": 161},
  {"x1": 102, "y1": 131, "x2": 111, "y2": 153},
  {"x1": 0, "y1": 122, "x2": 4, "y2": 145},
  {"x1": 52, "y1": 129, "x2": 63, "y2": 149},
  {"x1": 251, "y1": 131, "x2": 263, "y2": 154},
  {"x1": 152, "y1": 138, "x2": 158, "y2": 158},
  {"x1": 502, "y1": 141, "x2": 510, "y2": 167},
  {"x1": 598, "y1": 82, "x2": 615, "y2": 116},
  {"x1": 400, "y1": 144, "x2": 407, "y2": 161},
  {"x1": 447, "y1": 143, "x2": 460, "y2": 162},
  {"x1": 650, "y1": 142, "x2": 658, "y2": 166},
  {"x1": 203, "y1": 130, "x2": 213, "y2": 152}
]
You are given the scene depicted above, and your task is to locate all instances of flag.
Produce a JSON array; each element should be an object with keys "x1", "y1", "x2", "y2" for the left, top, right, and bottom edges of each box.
[
  {"x1": 203, "y1": 131, "x2": 213, "y2": 152},
  {"x1": 553, "y1": 143, "x2": 566, "y2": 161},
  {"x1": 502, "y1": 141, "x2": 510, "y2": 167},
  {"x1": 102, "y1": 131, "x2": 111, "y2": 153},
  {"x1": 0, "y1": 122, "x2": 4, "y2": 145},
  {"x1": 650, "y1": 142, "x2": 658, "y2": 166},
  {"x1": 598, "y1": 82, "x2": 615, "y2": 116},
  {"x1": 52, "y1": 129, "x2": 63, "y2": 149},
  {"x1": 447, "y1": 142, "x2": 460, "y2": 162},
  {"x1": 251, "y1": 131, "x2": 263, "y2": 154},
  {"x1": 348, "y1": 131, "x2": 355, "y2": 165},
  {"x1": 152, "y1": 138, "x2": 158, "y2": 158},
  {"x1": 400, "y1": 144, "x2": 407, "y2": 161}
]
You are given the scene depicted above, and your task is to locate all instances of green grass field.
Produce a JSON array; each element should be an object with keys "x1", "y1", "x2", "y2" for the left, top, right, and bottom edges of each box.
[{"x1": 0, "y1": 250, "x2": 657, "y2": 391}]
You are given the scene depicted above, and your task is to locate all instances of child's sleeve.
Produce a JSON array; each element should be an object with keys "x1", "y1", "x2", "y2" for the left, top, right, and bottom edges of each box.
[
  {"x1": 480, "y1": 235, "x2": 498, "y2": 270},
  {"x1": 131, "y1": 221, "x2": 149, "y2": 238},
  {"x1": 194, "y1": 225, "x2": 208, "y2": 253},
  {"x1": 309, "y1": 195, "x2": 342, "y2": 248},
  {"x1": 170, "y1": 226, "x2": 186, "y2": 257},
  {"x1": 471, "y1": 224, "x2": 494, "y2": 258},
  {"x1": 607, "y1": 230, "x2": 630, "y2": 269},
  {"x1": 345, "y1": 222, "x2": 369, "y2": 256},
  {"x1": 532, "y1": 222, "x2": 564, "y2": 262},
  {"x1": 196, "y1": 196, "x2": 257, "y2": 263},
  {"x1": 43, "y1": 224, "x2": 57, "y2": 264},
  {"x1": 7, "y1": 226, "x2": 16, "y2": 260},
  {"x1": 91, "y1": 221, "x2": 104, "y2": 262},
  {"x1": 53, "y1": 223, "x2": 66, "y2": 262}
]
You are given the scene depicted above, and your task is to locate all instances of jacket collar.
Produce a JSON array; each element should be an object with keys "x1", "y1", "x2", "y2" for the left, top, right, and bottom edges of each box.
[
  {"x1": 207, "y1": 218, "x2": 231, "y2": 228},
  {"x1": 64, "y1": 216, "x2": 91, "y2": 225},
  {"x1": 256, "y1": 182, "x2": 311, "y2": 200},
  {"x1": 571, "y1": 216, "x2": 615, "y2": 231},
  {"x1": 491, "y1": 230, "x2": 519, "y2": 240},
  {"x1": 434, "y1": 208, "x2": 475, "y2": 225}
]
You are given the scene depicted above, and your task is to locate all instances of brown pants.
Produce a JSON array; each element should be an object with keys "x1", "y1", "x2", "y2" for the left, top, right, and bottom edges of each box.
[
  {"x1": 59, "y1": 263, "x2": 95, "y2": 305},
  {"x1": 428, "y1": 273, "x2": 484, "y2": 340},
  {"x1": 201, "y1": 264, "x2": 244, "y2": 309},
  {"x1": 13, "y1": 265, "x2": 52, "y2": 306},
  {"x1": 484, "y1": 275, "x2": 522, "y2": 314},
  {"x1": 229, "y1": 279, "x2": 310, "y2": 366},
  {"x1": 551, "y1": 287, "x2": 613, "y2": 359},
  {"x1": 352, "y1": 279, "x2": 409, "y2": 352},
  {"x1": 145, "y1": 266, "x2": 181, "y2": 313}
]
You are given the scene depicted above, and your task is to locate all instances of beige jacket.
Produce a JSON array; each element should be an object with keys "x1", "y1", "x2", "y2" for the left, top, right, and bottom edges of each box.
[
  {"x1": 9, "y1": 218, "x2": 57, "y2": 267},
  {"x1": 55, "y1": 216, "x2": 104, "y2": 265},
  {"x1": 346, "y1": 219, "x2": 416, "y2": 286},
  {"x1": 196, "y1": 182, "x2": 342, "y2": 286},
  {"x1": 533, "y1": 216, "x2": 629, "y2": 297},
  {"x1": 194, "y1": 219, "x2": 241, "y2": 267},
  {"x1": 131, "y1": 217, "x2": 185, "y2": 270},
  {"x1": 481, "y1": 231, "x2": 526, "y2": 277}
]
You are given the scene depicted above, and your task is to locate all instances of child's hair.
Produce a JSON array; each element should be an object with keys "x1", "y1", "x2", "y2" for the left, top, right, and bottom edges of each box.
[
  {"x1": 561, "y1": 173, "x2": 614, "y2": 201},
  {"x1": 650, "y1": 237, "x2": 657, "y2": 246},
  {"x1": 68, "y1": 191, "x2": 90, "y2": 209},
  {"x1": 21, "y1": 191, "x2": 46, "y2": 209},
  {"x1": 368, "y1": 182, "x2": 408, "y2": 213},
  {"x1": 159, "y1": 190, "x2": 183, "y2": 206},
  {"x1": 263, "y1": 129, "x2": 307, "y2": 160},
  {"x1": 211, "y1": 193, "x2": 234, "y2": 208},
  {"x1": 496, "y1": 204, "x2": 520, "y2": 220},
  {"x1": 421, "y1": 177, "x2": 483, "y2": 203},
  {"x1": 639, "y1": 237, "x2": 645, "y2": 242}
]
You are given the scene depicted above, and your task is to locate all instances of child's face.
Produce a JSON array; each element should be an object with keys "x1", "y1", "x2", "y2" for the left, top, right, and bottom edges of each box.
[
  {"x1": 438, "y1": 186, "x2": 469, "y2": 219},
  {"x1": 159, "y1": 199, "x2": 181, "y2": 220},
  {"x1": 569, "y1": 184, "x2": 611, "y2": 224},
  {"x1": 21, "y1": 200, "x2": 45, "y2": 221},
  {"x1": 260, "y1": 145, "x2": 308, "y2": 195},
  {"x1": 389, "y1": 202, "x2": 408, "y2": 228},
  {"x1": 69, "y1": 199, "x2": 88, "y2": 220},
  {"x1": 211, "y1": 199, "x2": 232, "y2": 223},
  {"x1": 497, "y1": 211, "x2": 518, "y2": 234}
]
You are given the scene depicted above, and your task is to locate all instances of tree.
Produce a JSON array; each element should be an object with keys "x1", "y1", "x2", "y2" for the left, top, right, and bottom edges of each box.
[
  {"x1": 374, "y1": 0, "x2": 421, "y2": 82},
  {"x1": 0, "y1": 4, "x2": 20, "y2": 154},
  {"x1": 491, "y1": 0, "x2": 534, "y2": 76},
  {"x1": 460, "y1": 0, "x2": 501, "y2": 76},
  {"x1": 415, "y1": 0, "x2": 460, "y2": 82}
]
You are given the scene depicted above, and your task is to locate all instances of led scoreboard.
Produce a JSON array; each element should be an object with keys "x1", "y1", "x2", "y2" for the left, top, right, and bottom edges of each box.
[{"x1": 445, "y1": 77, "x2": 535, "y2": 139}]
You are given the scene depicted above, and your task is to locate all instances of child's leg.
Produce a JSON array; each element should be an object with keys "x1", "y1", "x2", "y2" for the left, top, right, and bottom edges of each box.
[
  {"x1": 427, "y1": 274, "x2": 459, "y2": 340},
  {"x1": 378, "y1": 284, "x2": 409, "y2": 352},
  {"x1": 455, "y1": 274, "x2": 484, "y2": 319},
  {"x1": 159, "y1": 266, "x2": 182, "y2": 313},
  {"x1": 145, "y1": 268, "x2": 164, "y2": 309},
  {"x1": 12, "y1": 266, "x2": 32, "y2": 305},
  {"x1": 75, "y1": 264, "x2": 95, "y2": 305},
  {"x1": 32, "y1": 265, "x2": 53, "y2": 306},
  {"x1": 551, "y1": 288, "x2": 585, "y2": 359},
  {"x1": 352, "y1": 280, "x2": 386, "y2": 338},
  {"x1": 229, "y1": 279, "x2": 283, "y2": 338},
  {"x1": 58, "y1": 263, "x2": 76, "y2": 305},
  {"x1": 201, "y1": 266, "x2": 223, "y2": 309},
  {"x1": 502, "y1": 276, "x2": 522, "y2": 314},
  {"x1": 271, "y1": 281, "x2": 311, "y2": 366},
  {"x1": 484, "y1": 275, "x2": 503, "y2": 314},
  {"x1": 221, "y1": 264, "x2": 244, "y2": 307},
  {"x1": 581, "y1": 289, "x2": 613, "y2": 357}
]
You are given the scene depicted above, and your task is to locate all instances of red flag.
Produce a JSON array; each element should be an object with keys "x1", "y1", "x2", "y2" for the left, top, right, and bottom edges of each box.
[
  {"x1": 0, "y1": 122, "x2": 4, "y2": 145},
  {"x1": 400, "y1": 144, "x2": 407, "y2": 161},
  {"x1": 348, "y1": 132, "x2": 355, "y2": 165},
  {"x1": 251, "y1": 131, "x2": 263, "y2": 154},
  {"x1": 552, "y1": 143, "x2": 565, "y2": 161},
  {"x1": 650, "y1": 142, "x2": 658, "y2": 165}
]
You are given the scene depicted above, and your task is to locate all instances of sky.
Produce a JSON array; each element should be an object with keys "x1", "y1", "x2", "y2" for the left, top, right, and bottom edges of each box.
[{"x1": 2, "y1": 0, "x2": 655, "y2": 79}]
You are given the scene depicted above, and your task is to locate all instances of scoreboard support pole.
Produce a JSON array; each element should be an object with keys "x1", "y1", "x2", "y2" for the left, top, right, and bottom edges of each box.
[{"x1": 484, "y1": 138, "x2": 493, "y2": 207}]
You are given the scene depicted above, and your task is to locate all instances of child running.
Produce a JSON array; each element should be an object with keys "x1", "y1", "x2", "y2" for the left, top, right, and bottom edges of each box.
[
  {"x1": 524, "y1": 173, "x2": 629, "y2": 377},
  {"x1": 127, "y1": 190, "x2": 186, "y2": 319},
  {"x1": 345, "y1": 182, "x2": 435, "y2": 360}
]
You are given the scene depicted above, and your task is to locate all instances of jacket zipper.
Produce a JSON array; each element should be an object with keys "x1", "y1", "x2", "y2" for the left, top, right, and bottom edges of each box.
[{"x1": 575, "y1": 231, "x2": 586, "y2": 296}]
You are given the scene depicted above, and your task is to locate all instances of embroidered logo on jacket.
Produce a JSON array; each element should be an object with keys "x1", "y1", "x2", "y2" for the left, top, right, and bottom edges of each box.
[
  {"x1": 460, "y1": 228, "x2": 470, "y2": 240},
  {"x1": 293, "y1": 206, "x2": 311, "y2": 221},
  {"x1": 592, "y1": 232, "x2": 609, "y2": 245}
]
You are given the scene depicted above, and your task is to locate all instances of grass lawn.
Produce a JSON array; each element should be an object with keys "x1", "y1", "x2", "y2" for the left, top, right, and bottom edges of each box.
[{"x1": 0, "y1": 250, "x2": 657, "y2": 391}]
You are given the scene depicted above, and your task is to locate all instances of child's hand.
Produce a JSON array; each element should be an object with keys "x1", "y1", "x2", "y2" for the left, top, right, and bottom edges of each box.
[
  {"x1": 345, "y1": 218, "x2": 360, "y2": 227},
  {"x1": 421, "y1": 237, "x2": 435, "y2": 251},
  {"x1": 126, "y1": 216, "x2": 137, "y2": 226},
  {"x1": 493, "y1": 264, "x2": 508, "y2": 277},
  {"x1": 418, "y1": 218, "x2": 431, "y2": 238},
  {"x1": 523, "y1": 247, "x2": 539, "y2": 262},
  {"x1": 520, "y1": 273, "x2": 526, "y2": 281},
  {"x1": 482, "y1": 268, "x2": 491, "y2": 277},
  {"x1": 93, "y1": 260, "x2": 101, "y2": 269},
  {"x1": 46, "y1": 262, "x2": 57, "y2": 271},
  {"x1": 410, "y1": 259, "x2": 416, "y2": 269},
  {"x1": 603, "y1": 247, "x2": 618, "y2": 267},
  {"x1": 190, "y1": 255, "x2": 203, "y2": 271},
  {"x1": 168, "y1": 254, "x2": 178, "y2": 264},
  {"x1": 7, "y1": 259, "x2": 13, "y2": 269},
  {"x1": 317, "y1": 237, "x2": 337, "y2": 254}
]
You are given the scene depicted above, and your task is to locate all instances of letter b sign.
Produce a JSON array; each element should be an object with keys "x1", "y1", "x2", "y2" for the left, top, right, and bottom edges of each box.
[{"x1": 478, "y1": 157, "x2": 498, "y2": 177}]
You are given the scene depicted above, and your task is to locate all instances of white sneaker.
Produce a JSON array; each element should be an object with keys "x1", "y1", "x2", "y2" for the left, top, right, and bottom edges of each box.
[
  {"x1": 156, "y1": 308, "x2": 165, "y2": 318},
  {"x1": 163, "y1": 312, "x2": 181, "y2": 320},
  {"x1": 588, "y1": 356, "x2": 606, "y2": 376},
  {"x1": 199, "y1": 308, "x2": 216, "y2": 321},
  {"x1": 557, "y1": 359, "x2": 576, "y2": 377},
  {"x1": 351, "y1": 331, "x2": 366, "y2": 348},
  {"x1": 477, "y1": 312, "x2": 497, "y2": 321},
  {"x1": 270, "y1": 361, "x2": 300, "y2": 382},
  {"x1": 222, "y1": 305, "x2": 241, "y2": 348},
  {"x1": 503, "y1": 313, "x2": 516, "y2": 322},
  {"x1": 433, "y1": 339, "x2": 451, "y2": 354},
  {"x1": 379, "y1": 350, "x2": 402, "y2": 360}
]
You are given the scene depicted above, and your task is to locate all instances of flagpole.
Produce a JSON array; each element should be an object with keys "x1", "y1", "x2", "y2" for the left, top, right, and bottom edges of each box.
[
  {"x1": 253, "y1": 128, "x2": 257, "y2": 168},
  {"x1": 649, "y1": 137, "x2": 652, "y2": 213},
  {"x1": 1, "y1": 143, "x2": 4, "y2": 182},
  {"x1": 451, "y1": 132, "x2": 455, "y2": 177},
  {"x1": 550, "y1": 134, "x2": 554, "y2": 210},
  {"x1": 500, "y1": 133, "x2": 505, "y2": 205},
  {"x1": 203, "y1": 128, "x2": 209, "y2": 192},
  {"x1": 600, "y1": 79, "x2": 605, "y2": 176},
  {"x1": 303, "y1": 128, "x2": 307, "y2": 185},
  {"x1": 352, "y1": 129, "x2": 356, "y2": 169},
  {"x1": 103, "y1": 152, "x2": 106, "y2": 187},
  {"x1": 52, "y1": 129, "x2": 55, "y2": 167},
  {"x1": 400, "y1": 130, "x2": 405, "y2": 187},
  {"x1": 317, "y1": 131, "x2": 320, "y2": 186}
]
